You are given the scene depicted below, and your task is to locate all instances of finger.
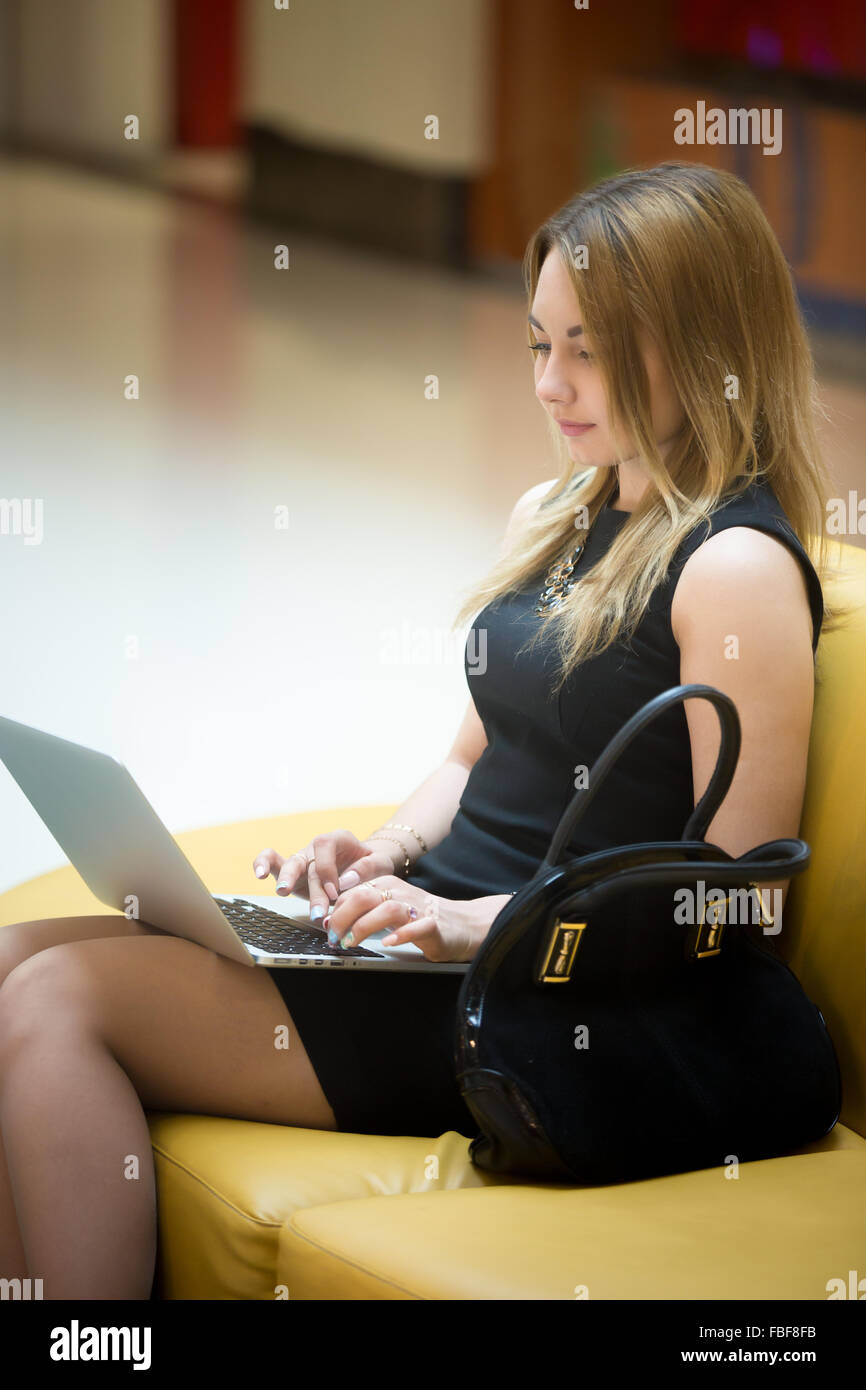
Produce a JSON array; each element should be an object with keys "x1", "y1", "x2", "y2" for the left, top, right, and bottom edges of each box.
[
  {"x1": 274, "y1": 847, "x2": 313, "y2": 896},
  {"x1": 328, "y1": 875, "x2": 404, "y2": 920},
  {"x1": 337, "y1": 851, "x2": 393, "y2": 893},
  {"x1": 305, "y1": 858, "x2": 330, "y2": 921},
  {"x1": 326, "y1": 883, "x2": 409, "y2": 947},
  {"x1": 325, "y1": 883, "x2": 383, "y2": 942},
  {"x1": 311, "y1": 835, "x2": 340, "y2": 904},
  {"x1": 380, "y1": 914, "x2": 443, "y2": 957},
  {"x1": 253, "y1": 848, "x2": 285, "y2": 882}
]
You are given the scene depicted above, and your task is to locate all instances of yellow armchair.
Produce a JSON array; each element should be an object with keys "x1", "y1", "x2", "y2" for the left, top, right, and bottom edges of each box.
[{"x1": 2, "y1": 548, "x2": 865, "y2": 1300}]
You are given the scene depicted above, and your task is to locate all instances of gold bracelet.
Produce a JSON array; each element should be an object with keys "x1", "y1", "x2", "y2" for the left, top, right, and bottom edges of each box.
[
  {"x1": 365, "y1": 834, "x2": 410, "y2": 877},
  {"x1": 383, "y1": 822, "x2": 429, "y2": 855}
]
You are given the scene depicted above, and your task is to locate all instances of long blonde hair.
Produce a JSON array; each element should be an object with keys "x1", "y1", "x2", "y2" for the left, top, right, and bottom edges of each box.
[{"x1": 457, "y1": 161, "x2": 840, "y2": 686}]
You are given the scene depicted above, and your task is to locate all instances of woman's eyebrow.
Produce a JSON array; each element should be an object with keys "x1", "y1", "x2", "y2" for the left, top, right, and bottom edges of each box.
[{"x1": 528, "y1": 313, "x2": 584, "y2": 338}]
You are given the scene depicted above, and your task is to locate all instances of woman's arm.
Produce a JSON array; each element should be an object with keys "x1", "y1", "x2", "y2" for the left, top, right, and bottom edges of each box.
[
  {"x1": 360, "y1": 477, "x2": 560, "y2": 877},
  {"x1": 671, "y1": 525, "x2": 816, "y2": 924},
  {"x1": 361, "y1": 700, "x2": 487, "y2": 873}
]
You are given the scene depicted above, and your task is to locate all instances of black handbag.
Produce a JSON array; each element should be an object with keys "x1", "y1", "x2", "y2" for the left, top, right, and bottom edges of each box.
[{"x1": 455, "y1": 683, "x2": 842, "y2": 1184}]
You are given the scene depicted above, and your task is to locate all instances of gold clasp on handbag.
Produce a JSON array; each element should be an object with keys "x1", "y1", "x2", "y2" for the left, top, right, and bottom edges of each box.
[
  {"x1": 688, "y1": 895, "x2": 728, "y2": 960},
  {"x1": 537, "y1": 920, "x2": 585, "y2": 983},
  {"x1": 748, "y1": 881, "x2": 776, "y2": 931},
  {"x1": 687, "y1": 882, "x2": 776, "y2": 960}
]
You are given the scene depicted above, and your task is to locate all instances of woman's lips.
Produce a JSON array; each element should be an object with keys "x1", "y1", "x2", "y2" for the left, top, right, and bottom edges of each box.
[{"x1": 557, "y1": 421, "x2": 595, "y2": 436}]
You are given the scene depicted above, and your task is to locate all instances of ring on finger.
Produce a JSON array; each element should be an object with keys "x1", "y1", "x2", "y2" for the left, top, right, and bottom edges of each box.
[
  {"x1": 375, "y1": 901, "x2": 417, "y2": 949},
  {"x1": 382, "y1": 902, "x2": 418, "y2": 945},
  {"x1": 342, "y1": 898, "x2": 415, "y2": 947}
]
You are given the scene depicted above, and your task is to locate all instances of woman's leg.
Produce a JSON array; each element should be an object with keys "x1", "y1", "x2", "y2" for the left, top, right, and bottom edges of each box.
[
  {"x1": 0, "y1": 914, "x2": 175, "y2": 1285},
  {"x1": 0, "y1": 925, "x2": 336, "y2": 1298}
]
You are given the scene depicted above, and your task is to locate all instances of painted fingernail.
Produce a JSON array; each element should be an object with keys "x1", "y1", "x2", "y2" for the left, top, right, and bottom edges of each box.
[
  {"x1": 341, "y1": 931, "x2": 355, "y2": 949},
  {"x1": 310, "y1": 905, "x2": 324, "y2": 922},
  {"x1": 254, "y1": 864, "x2": 268, "y2": 878},
  {"x1": 276, "y1": 883, "x2": 289, "y2": 895},
  {"x1": 338, "y1": 870, "x2": 360, "y2": 890},
  {"x1": 327, "y1": 928, "x2": 338, "y2": 945}
]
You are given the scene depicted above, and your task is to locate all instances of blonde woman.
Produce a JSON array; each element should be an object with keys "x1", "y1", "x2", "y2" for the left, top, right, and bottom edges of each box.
[{"x1": 0, "y1": 162, "x2": 833, "y2": 1298}]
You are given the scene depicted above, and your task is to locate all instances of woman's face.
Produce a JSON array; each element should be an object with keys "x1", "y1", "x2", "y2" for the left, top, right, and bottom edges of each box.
[{"x1": 529, "y1": 245, "x2": 684, "y2": 472}]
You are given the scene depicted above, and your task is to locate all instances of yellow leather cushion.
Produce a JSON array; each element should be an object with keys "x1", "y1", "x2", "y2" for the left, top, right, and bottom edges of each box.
[
  {"x1": 147, "y1": 1114, "x2": 530, "y2": 1299},
  {"x1": 278, "y1": 1138, "x2": 866, "y2": 1301},
  {"x1": 149, "y1": 1111, "x2": 864, "y2": 1300}
]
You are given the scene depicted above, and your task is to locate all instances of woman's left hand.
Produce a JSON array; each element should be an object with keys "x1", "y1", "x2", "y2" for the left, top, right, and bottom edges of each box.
[{"x1": 323, "y1": 877, "x2": 509, "y2": 963}]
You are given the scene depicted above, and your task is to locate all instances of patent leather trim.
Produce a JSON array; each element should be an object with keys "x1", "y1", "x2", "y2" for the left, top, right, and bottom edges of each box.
[{"x1": 461, "y1": 1069, "x2": 575, "y2": 1182}]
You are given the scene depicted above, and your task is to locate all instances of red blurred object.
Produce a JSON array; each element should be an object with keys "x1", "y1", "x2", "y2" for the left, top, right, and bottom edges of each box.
[
  {"x1": 675, "y1": 0, "x2": 866, "y2": 80},
  {"x1": 174, "y1": 0, "x2": 240, "y2": 147}
]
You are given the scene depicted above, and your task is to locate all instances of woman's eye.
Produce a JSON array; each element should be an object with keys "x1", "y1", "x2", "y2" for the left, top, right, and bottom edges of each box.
[{"x1": 529, "y1": 343, "x2": 592, "y2": 362}]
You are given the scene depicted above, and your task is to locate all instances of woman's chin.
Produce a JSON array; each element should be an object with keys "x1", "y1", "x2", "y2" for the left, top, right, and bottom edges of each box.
[{"x1": 568, "y1": 443, "x2": 614, "y2": 471}]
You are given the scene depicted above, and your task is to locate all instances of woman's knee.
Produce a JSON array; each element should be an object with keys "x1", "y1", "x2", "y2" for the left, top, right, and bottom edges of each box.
[
  {"x1": 0, "y1": 941, "x2": 107, "y2": 1052},
  {"x1": 0, "y1": 915, "x2": 150, "y2": 991},
  {"x1": 0, "y1": 939, "x2": 339, "y2": 1131},
  {"x1": 0, "y1": 947, "x2": 77, "y2": 1072},
  {"x1": 0, "y1": 921, "x2": 55, "y2": 992}
]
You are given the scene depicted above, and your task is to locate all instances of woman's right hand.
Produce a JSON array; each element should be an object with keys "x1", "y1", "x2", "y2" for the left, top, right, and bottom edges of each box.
[{"x1": 252, "y1": 830, "x2": 400, "y2": 922}]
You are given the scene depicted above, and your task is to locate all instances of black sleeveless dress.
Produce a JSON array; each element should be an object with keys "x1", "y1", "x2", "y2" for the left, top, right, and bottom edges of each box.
[{"x1": 265, "y1": 476, "x2": 824, "y2": 1138}]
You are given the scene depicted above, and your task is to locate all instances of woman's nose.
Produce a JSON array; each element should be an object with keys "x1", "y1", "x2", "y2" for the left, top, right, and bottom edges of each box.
[{"x1": 536, "y1": 367, "x2": 575, "y2": 407}]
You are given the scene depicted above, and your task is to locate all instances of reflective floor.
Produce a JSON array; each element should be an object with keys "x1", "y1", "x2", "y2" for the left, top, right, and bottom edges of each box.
[{"x1": 1, "y1": 154, "x2": 863, "y2": 892}]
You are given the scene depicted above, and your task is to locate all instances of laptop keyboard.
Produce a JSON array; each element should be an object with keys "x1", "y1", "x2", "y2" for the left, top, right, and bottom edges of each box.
[{"x1": 213, "y1": 897, "x2": 385, "y2": 959}]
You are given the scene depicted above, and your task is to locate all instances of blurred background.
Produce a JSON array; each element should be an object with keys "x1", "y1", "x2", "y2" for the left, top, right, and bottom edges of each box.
[{"x1": 1, "y1": 0, "x2": 864, "y2": 894}]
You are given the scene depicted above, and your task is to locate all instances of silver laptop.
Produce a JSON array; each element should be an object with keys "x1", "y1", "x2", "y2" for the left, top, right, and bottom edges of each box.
[{"x1": 0, "y1": 714, "x2": 468, "y2": 974}]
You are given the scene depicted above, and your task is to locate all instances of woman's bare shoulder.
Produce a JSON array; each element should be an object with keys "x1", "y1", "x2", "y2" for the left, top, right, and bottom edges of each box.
[
  {"x1": 671, "y1": 525, "x2": 813, "y2": 648},
  {"x1": 513, "y1": 468, "x2": 596, "y2": 519},
  {"x1": 500, "y1": 479, "x2": 556, "y2": 555}
]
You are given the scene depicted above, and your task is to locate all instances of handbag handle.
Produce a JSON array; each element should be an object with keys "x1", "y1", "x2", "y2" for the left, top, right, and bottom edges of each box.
[
  {"x1": 555, "y1": 837, "x2": 811, "y2": 917},
  {"x1": 543, "y1": 684, "x2": 741, "y2": 869}
]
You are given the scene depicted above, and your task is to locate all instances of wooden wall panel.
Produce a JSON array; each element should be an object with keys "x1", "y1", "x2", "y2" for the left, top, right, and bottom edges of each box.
[{"x1": 469, "y1": 0, "x2": 676, "y2": 263}]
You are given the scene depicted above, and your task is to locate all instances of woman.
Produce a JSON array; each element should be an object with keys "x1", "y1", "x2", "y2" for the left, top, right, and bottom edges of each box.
[{"x1": 0, "y1": 162, "x2": 835, "y2": 1298}]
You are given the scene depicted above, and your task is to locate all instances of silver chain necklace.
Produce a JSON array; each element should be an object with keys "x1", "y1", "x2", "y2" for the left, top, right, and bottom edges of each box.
[{"x1": 534, "y1": 518, "x2": 599, "y2": 616}]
